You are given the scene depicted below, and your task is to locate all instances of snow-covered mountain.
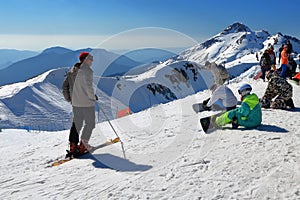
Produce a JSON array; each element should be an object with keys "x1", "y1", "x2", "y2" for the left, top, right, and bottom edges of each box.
[
  {"x1": 176, "y1": 22, "x2": 300, "y2": 78},
  {"x1": 99, "y1": 22, "x2": 300, "y2": 111},
  {"x1": 0, "y1": 60, "x2": 214, "y2": 131},
  {"x1": 1, "y1": 22, "x2": 300, "y2": 131}
]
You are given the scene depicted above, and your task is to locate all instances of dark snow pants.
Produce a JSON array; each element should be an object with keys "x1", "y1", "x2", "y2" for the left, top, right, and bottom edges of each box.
[{"x1": 69, "y1": 121, "x2": 79, "y2": 144}]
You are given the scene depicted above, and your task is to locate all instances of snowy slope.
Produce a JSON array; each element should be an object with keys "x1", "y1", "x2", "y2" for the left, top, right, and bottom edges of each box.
[
  {"x1": 0, "y1": 60, "x2": 214, "y2": 130},
  {"x1": 0, "y1": 78, "x2": 299, "y2": 199},
  {"x1": 99, "y1": 60, "x2": 215, "y2": 112},
  {"x1": 0, "y1": 68, "x2": 126, "y2": 131}
]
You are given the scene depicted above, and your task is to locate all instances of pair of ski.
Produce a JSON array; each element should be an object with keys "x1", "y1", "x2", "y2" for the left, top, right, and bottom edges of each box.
[{"x1": 52, "y1": 137, "x2": 120, "y2": 167}]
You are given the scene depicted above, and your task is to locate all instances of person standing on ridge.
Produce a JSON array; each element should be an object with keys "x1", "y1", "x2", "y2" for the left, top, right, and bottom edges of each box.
[
  {"x1": 259, "y1": 49, "x2": 271, "y2": 81},
  {"x1": 268, "y1": 46, "x2": 276, "y2": 70},
  {"x1": 71, "y1": 52, "x2": 97, "y2": 156},
  {"x1": 279, "y1": 45, "x2": 290, "y2": 78},
  {"x1": 62, "y1": 55, "x2": 82, "y2": 157},
  {"x1": 286, "y1": 40, "x2": 293, "y2": 54},
  {"x1": 278, "y1": 44, "x2": 284, "y2": 64}
]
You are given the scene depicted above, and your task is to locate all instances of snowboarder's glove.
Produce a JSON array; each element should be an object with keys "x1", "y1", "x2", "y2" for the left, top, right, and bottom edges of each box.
[
  {"x1": 202, "y1": 104, "x2": 211, "y2": 111},
  {"x1": 95, "y1": 94, "x2": 98, "y2": 101},
  {"x1": 202, "y1": 98, "x2": 210, "y2": 106},
  {"x1": 202, "y1": 98, "x2": 211, "y2": 111}
]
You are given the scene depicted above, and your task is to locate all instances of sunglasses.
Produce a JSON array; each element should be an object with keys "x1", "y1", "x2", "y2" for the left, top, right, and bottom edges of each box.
[{"x1": 87, "y1": 57, "x2": 94, "y2": 61}]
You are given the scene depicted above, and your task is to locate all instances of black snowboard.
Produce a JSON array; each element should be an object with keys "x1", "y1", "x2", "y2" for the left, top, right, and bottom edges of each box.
[
  {"x1": 192, "y1": 103, "x2": 205, "y2": 113},
  {"x1": 200, "y1": 112, "x2": 224, "y2": 133},
  {"x1": 193, "y1": 103, "x2": 225, "y2": 113}
]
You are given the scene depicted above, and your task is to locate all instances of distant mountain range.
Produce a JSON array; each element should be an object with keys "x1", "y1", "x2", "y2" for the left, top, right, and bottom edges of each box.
[
  {"x1": 1, "y1": 22, "x2": 300, "y2": 131},
  {"x1": 0, "y1": 47, "x2": 179, "y2": 86},
  {"x1": 0, "y1": 47, "x2": 142, "y2": 86},
  {"x1": 0, "y1": 49, "x2": 38, "y2": 70}
]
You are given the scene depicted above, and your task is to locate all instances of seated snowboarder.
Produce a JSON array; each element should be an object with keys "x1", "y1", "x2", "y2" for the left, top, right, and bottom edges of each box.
[
  {"x1": 202, "y1": 84, "x2": 238, "y2": 111},
  {"x1": 215, "y1": 83, "x2": 262, "y2": 129},
  {"x1": 260, "y1": 70, "x2": 295, "y2": 109}
]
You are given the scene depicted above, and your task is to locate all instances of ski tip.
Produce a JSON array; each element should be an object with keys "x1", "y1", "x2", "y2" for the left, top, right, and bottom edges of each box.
[
  {"x1": 52, "y1": 159, "x2": 71, "y2": 167},
  {"x1": 52, "y1": 162, "x2": 60, "y2": 167},
  {"x1": 112, "y1": 137, "x2": 120, "y2": 143}
]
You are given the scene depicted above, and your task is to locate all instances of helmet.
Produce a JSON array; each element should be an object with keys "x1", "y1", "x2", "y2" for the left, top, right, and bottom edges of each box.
[{"x1": 238, "y1": 83, "x2": 252, "y2": 95}]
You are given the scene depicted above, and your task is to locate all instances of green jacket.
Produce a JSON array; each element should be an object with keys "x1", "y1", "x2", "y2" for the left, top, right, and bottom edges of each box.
[{"x1": 217, "y1": 93, "x2": 262, "y2": 128}]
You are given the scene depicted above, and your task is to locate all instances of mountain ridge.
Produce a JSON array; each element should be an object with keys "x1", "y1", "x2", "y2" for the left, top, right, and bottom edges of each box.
[
  {"x1": 1, "y1": 22, "x2": 300, "y2": 130},
  {"x1": 0, "y1": 47, "x2": 140, "y2": 86}
]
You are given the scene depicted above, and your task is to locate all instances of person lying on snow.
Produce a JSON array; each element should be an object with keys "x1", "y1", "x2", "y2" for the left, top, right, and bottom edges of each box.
[
  {"x1": 215, "y1": 83, "x2": 262, "y2": 129},
  {"x1": 260, "y1": 70, "x2": 295, "y2": 109}
]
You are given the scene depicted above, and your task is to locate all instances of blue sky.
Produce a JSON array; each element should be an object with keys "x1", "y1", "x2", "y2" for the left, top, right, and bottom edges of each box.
[{"x1": 0, "y1": 0, "x2": 299, "y2": 51}]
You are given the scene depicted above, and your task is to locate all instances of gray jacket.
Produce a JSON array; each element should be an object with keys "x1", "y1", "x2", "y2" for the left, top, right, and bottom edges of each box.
[{"x1": 72, "y1": 63, "x2": 96, "y2": 107}]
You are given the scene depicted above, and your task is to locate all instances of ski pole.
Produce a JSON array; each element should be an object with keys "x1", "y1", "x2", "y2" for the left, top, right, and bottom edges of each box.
[
  {"x1": 98, "y1": 105, "x2": 120, "y2": 139},
  {"x1": 97, "y1": 101, "x2": 126, "y2": 159}
]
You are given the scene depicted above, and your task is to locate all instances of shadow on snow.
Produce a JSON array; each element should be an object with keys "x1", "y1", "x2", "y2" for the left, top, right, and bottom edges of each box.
[
  {"x1": 256, "y1": 124, "x2": 289, "y2": 133},
  {"x1": 223, "y1": 124, "x2": 289, "y2": 133},
  {"x1": 78, "y1": 153, "x2": 153, "y2": 172}
]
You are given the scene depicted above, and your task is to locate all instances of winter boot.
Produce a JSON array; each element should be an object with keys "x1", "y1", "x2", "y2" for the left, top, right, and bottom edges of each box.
[
  {"x1": 79, "y1": 139, "x2": 93, "y2": 154},
  {"x1": 286, "y1": 98, "x2": 295, "y2": 109},
  {"x1": 231, "y1": 117, "x2": 239, "y2": 129},
  {"x1": 66, "y1": 142, "x2": 79, "y2": 158},
  {"x1": 70, "y1": 142, "x2": 78, "y2": 153}
]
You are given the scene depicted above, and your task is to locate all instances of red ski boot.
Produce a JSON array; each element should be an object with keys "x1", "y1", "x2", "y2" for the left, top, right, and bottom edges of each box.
[
  {"x1": 66, "y1": 142, "x2": 80, "y2": 158},
  {"x1": 79, "y1": 139, "x2": 93, "y2": 154}
]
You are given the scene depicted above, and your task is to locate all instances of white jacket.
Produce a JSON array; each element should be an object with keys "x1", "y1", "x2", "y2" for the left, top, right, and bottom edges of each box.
[
  {"x1": 207, "y1": 85, "x2": 237, "y2": 108},
  {"x1": 72, "y1": 63, "x2": 96, "y2": 107}
]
